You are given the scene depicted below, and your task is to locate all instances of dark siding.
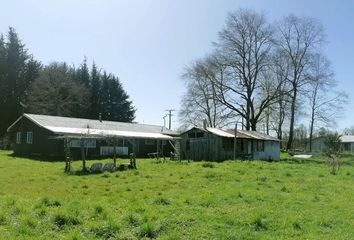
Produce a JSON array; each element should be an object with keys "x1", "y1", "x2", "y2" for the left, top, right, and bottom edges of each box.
[
  {"x1": 10, "y1": 117, "x2": 63, "y2": 156},
  {"x1": 9, "y1": 117, "x2": 174, "y2": 158}
]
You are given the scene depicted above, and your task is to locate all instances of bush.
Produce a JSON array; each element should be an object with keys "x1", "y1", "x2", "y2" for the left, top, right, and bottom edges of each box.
[
  {"x1": 154, "y1": 197, "x2": 171, "y2": 205},
  {"x1": 323, "y1": 133, "x2": 341, "y2": 175},
  {"x1": 139, "y1": 221, "x2": 161, "y2": 238},
  {"x1": 202, "y1": 162, "x2": 215, "y2": 168},
  {"x1": 40, "y1": 197, "x2": 61, "y2": 207},
  {"x1": 53, "y1": 213, "x2": 80, "y2": 228},
  {"x1": 251, "y1": 216, "x2": 268, "y2": 231},
  {"x1": 91, "y1": 219, "x2": 120, "y2": 239}
]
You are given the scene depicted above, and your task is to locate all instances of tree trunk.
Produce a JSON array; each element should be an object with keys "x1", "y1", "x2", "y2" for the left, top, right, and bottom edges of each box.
[
  {"x1": 309, "y1": 100, "x2": 316, "y2": 153},
  {"x1": 286, "y1": 87, "x2": 297, "y2": 150},
  {"x1": 251, "y1": 120, "x2": 257, "y2": 131}
]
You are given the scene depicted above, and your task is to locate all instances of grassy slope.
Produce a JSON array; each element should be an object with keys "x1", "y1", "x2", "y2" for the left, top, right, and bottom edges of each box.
[{"x1": 0, "y1": 151, "x2": 353, "y2": 240}]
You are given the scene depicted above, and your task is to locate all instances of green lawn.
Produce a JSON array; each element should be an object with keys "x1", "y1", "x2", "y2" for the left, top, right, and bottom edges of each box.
[{"x1": 0, "y1": 151, "x2": 353, "y2": 240}]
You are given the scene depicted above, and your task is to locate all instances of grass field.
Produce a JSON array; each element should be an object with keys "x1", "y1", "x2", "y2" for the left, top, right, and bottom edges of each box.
[{"x1": 0, "y1": 151, "x2": 353, "y2": 240}]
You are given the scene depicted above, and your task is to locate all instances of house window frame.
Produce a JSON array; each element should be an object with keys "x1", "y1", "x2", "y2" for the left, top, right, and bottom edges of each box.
[
  {"x1": 16, "y1": 132, "x2": 21, "y2": 144},
  {"x1": 26, "y1": 132, "x2": 33, "y2": 144},
  {"x1": 256, "y1": 141, "x2": 264, "y2": 152}
]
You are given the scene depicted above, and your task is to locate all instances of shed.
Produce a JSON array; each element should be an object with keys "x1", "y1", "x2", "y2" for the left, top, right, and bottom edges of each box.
[
  {"x1": 180, "y1": 127, "x2": 280, "y2": 161},
  {"x1": 311, "y1": 135, "x2": 354, "y2": 152}
]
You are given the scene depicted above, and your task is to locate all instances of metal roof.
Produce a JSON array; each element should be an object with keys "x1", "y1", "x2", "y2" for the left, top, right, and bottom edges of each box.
[
  {"x1": 237, "y1": 130, "x2": 279, "y2": 141},
  {"x1": 206, "y1": 128, "x2": 235, "y2": 138},
  {"x1": 8, "y1": 114, "x2": 178, "y2": 140},
  {"x1": 184, "y1": 127, "x2": 279, "y2": 141},
  {"x1": 340, "y1": 135, "x2": 354, "y2": 142}
]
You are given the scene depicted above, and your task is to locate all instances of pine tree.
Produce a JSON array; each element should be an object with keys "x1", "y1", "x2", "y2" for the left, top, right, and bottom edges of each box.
[
  {"x1": 27, "y1": 62, "x2": 89, "y2": 117},
  {"x1": 0, "y1": 27, "x2": 41, "y2": 136},
  {"x1": 99, "y1": 73, "x2": 135, "y2": 122},
  {"x1": 90, "y1": 62, "x2": 101, "y2": 119},
  {"x1": 76, "y1": 57, "x2": 90, "y2": 88}
]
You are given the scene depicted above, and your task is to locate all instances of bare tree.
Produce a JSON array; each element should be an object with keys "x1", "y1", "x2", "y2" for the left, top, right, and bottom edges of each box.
[
  {"x1": 269, "y1": 50, "x2": 292, "y2": 145},
  {"x1": 307, "y1": 54, "x2": 348, "y2": 152},
  {"x1": 211, "y1": 9, "x2": 283, "y2": 130},
  {"x1": 276, "y1": 15, "x2": 326, "y2": 150},
  {"x1": 179, "y1": 59, "x2": 235, "y2": 129}
]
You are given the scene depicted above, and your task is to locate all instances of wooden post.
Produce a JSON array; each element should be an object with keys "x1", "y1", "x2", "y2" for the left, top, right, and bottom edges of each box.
[
  {"x1": 233, "y1": 123, "x2": 237, "y2": 160},
  {"x1": 156, "y1": 139, "x2": 160, "y2": 161},
  {"x1": 162, "y1": 140, "x2": 165, "y2": 162},
  {"x1": 113, "y1": 138, "x2": 117, "y2": 167},
  {"x1": 64, "y1": 138, "x2": 71, "y2": 172},
  {"x1": 81, "y1": 139, "x2": 87, "y2": 172}
]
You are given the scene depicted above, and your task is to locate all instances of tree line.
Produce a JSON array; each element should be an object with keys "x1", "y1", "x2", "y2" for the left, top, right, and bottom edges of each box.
[
  {"x1": 179, "y1": 9, "x2": 347, "y2": 150},
  {"x1": 0, "y1": 27, "x2": 135, "y2": 138}
]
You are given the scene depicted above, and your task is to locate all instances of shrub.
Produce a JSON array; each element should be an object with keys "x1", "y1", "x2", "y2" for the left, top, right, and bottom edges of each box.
[
  {"x1": 53, "y1": 213, "x2": 80, "y2": 228},
  {"x1": 257, "y1": 176, "x2": 267, "y2": 182},
  {"x1": 204, "y1": 172, "x2": 217, "y2": 179},
  {"x1": 0, "y1": 214, "x2": 6, "y2": 225},
  {"x1": 40, "y1": 197, "x2": 61, "y2": 207},
  {"x1": 323, "y1": 133, "x2": 341, "y2": 175},
  {"x1": 202, "y1": 162, "x2": 214, "y2": 168},
  {"x1": 293, "y1": 221, "x2": 302, "y2": 230},
  {"x1": 91, "y1": 219, "x2": 120, "y2": 239},
  {"x1": 139, "y1": 221, "x2": 161, "y2": 238},
  {"x1": 126, "y1": 212, "x2": 141, "y2": 226},
  {"x1": 251, "y1": 216, "x2": 268, "y2": 231},
  {"x1": 94, "y1": 205, "x2": 104, "y2": 215},
  {"x1": 154, "y1": 197, "x2": 171, "y2": 205}
]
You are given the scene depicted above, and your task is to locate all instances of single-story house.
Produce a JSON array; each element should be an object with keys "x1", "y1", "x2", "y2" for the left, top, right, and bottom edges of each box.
[
  {"x1": 179, "y1": 127, "x2": 280, "y2": 161},
  {"x1": 7, "y1": 114, "x2": 179, "y2": 158},
  {"x1": 311, "y1": 135, "x2": 354, "y2": 152}
]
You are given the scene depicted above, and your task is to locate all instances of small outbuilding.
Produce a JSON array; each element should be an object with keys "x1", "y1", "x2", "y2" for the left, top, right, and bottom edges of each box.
[
  {"x1": 7, "y1": 114, "x2": 179, "y2": 158},
  {"x1": 180, "y1": 127, "x2": 280, "y2": 161},
  {"x1": 311, "y1": 135, "x2": 354, "y2": 152}
]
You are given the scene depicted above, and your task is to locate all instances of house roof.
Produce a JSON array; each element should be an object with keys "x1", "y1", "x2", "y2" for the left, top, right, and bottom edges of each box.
[
  {"x1": 7, "y1": 114, "x2": 179, "y2": 140},
  {"x1": 183, "y1": 127, "x2": 279, "y2": 141},
  {"x1": 340, "y1": 135, "x2": 354, "y2": 143}
]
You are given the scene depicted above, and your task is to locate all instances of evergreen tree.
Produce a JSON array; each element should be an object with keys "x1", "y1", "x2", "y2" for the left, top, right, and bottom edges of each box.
[
  {"x1": 0, "y1": 27, "x2": 41, "y2": 136},
  {"x1": 89, "y1": 62, "x2": 101, "y2": 119},
  {"x1": 110, "y1": 76, "x2": 135, "y2": 122},
  {"x1": 100, "y1": 71, "x2": 112, "y2": 120},
  {"x1": 0, "y1": 34, "x2": 6, "y2": 108},
  {"x1": 76, "y1": 57, "x2": 90, "y2": 88},
  {"x1": 0, "y1": 27, "x2": 136, "y2": 138},
  {"x1": 99, "y1": 72, "x2": 135, "y2": 122},
  {"x1": 27, "y1": 62, "x2": 89, "y2": 117}
]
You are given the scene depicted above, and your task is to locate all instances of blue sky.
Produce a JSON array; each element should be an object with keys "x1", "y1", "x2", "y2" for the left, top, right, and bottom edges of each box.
[{"x1": 1, "y1": 0, "x2": 353, "y2": 130}]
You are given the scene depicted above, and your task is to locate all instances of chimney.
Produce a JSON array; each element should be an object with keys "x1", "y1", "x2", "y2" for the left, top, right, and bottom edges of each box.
[{"x1": 99, "y1": 113, "x2": 102, "y2": 123}]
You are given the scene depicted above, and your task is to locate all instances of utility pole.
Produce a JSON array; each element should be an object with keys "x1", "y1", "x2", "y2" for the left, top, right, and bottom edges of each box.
[
  {"x1": 165, "y1": 109, "x2": 175, "y2": 129},
  {"x1": 163, "y1": 114, "x2": 168, "y2": 128}
]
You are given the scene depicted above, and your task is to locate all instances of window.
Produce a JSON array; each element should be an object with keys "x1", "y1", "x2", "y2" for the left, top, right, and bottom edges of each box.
[
  {"x1": 187, "y1": 131, "x2": 204, "y2": 138},
  {"x1": 256, "y1": 141, "x2": 264, "y2": 152},
  {"x1": 16, "y1": 132, "x2": 21, "y2": 144},
  {"x1": 145, "y1": 139, "x2": 155, "y2": 145},
  {"x1": 26, "y1": 132, "x2": 33, "y2": 144},
  {"x1": 223, "y1": 138, "x2": 233, "y2": 151}
]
